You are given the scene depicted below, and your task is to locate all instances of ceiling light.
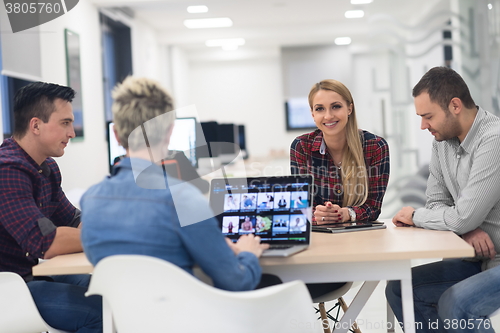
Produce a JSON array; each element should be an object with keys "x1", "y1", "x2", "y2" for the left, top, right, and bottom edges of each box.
[
  {"x1": 335, "y1": 37, "x2": 352, "y2": 45},
  {"x1": 350, "y1": 0, "x2": 373, "y2": 4},
  {"x1": 222, "y1": 45, "x2": 239, "y2": 51},
  {"x1": 488, "y1": 3, "x2": 493, "y2": 10},
  {"x1": 187, "y1": 5, "x2": 208, "y2": 13},
  {"x1": 345, "y1": 10, "x2": 364, "y2": 18},
  {"x1": 205, "y1": 38, "x2": 245, "y2": 47},
  {"x1": 183, "y1": 17, "x2": 233, "y2": 29}
]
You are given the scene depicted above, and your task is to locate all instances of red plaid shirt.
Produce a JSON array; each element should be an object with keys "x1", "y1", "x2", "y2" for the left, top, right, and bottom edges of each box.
[
  {"x1": 0, "y1": 138, "x2": 79, "y2": 280},
  {"x1": 290, "y1": 130, "x2": 390, "y2": 221}
]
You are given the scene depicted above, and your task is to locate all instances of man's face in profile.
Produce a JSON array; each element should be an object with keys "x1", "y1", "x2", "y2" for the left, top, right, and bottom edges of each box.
[
  {"x1": 415, "y1": 92, "x2": 461, "y2": 142},
  {"x1": 37, "y1": 98, "x2": 75, "y2": 158}
]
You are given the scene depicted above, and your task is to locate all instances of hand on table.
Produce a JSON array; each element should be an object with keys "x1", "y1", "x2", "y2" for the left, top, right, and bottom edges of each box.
[
  {"x1": 225, "y1": 234, "x2": 269, "y2": 258},
  {"x1": 462, "y1": 228, "x2": 496, "y2": 260},
  {"x1": 314, "y1": 202, "x2": 348, "y2": 225},
  {"x1": 392, "y1": 206, "x2": 415, "y2": 227}
]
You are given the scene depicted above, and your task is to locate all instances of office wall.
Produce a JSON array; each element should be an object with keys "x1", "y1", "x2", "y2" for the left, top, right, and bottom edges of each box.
[
  {"x1": 407, "y1": 31, "x2": 445, "y2": 170},
  {"x1": 170, "y1": 46, "x2": 192, "y2": 110},
  {"x1": 281, "y1": 44, "x2": 389, "y2": 137},
  {"x1": 351, "y1": 51, "x2": 391, "y2": 138},
  {"x1": 132, "y1": 20, "x2": 167, "y2": 87},
  {"x1": 0, "y1": 2, "x2": 186, "y2": 196},
  {"x1": 37, "y1": 3, "x2": 167, "y2": 195},
  {"x1": 38, "y1": 1, "x2": 108, "y2": 195},
  {"x1": 189, "y1": 55, "x2": 298, "y2": 158},
  {"x1": 2, "y1": 0, "x2": 491, "y2": 193},
  {"x1": 188, "y1": 45, "x2": 380, "y2": 160},
  {"x1": 404, "y1": 0, "x2": 464, "y2": 170},
  {"x1": 281, "y1": 45, "x2": 353, "y2": 99},
  {"x1": 187, "y1": 40, "x2": 435, "y2": 167}
]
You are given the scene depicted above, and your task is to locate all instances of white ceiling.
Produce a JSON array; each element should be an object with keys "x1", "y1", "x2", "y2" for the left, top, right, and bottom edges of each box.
[{"x1": 92, "y1": 0, "x2": 447, "y2": 53}]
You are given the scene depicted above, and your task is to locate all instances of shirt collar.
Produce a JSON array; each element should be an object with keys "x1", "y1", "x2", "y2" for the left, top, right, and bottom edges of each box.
[
  {"x1": 112, "y1": 157, "x2": 159, "y2": 174},
  {"x1": 311, "y1": 130, "x2": 325, "y2": 153},
  {"x1": 460, "y1": 106, "x2": 484, "y2": 154},
  {"x1": 40, "y1": 161, "x2": 51, "y2": 177},
  {"x1": 4, "y1": 137, "x2": 50, "y2": 176},
  {"x1": 319, "y1": 138, "x2": 327, "y2": 155},
  {"x1": 112, "y1": 157, "x2": 165, "y2": 178}
]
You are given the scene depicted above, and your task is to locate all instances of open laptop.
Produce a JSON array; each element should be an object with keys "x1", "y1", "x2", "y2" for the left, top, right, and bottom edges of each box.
[{"x1": 209, "y1": 175, "x2": 313, "y2": 257}]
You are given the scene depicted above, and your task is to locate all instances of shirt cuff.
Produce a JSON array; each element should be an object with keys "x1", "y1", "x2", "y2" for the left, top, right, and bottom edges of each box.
[
  {"x1": 413, "y1": 208, "x2": 446, "y2": 229},
  {"x1": 68, "y1": 208, "x2": 81, "y2": 228}
]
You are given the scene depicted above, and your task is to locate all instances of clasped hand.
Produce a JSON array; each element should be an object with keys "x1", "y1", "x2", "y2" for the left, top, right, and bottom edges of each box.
[
  {"x1": 314, "y1": 202, "x2": 348, "y2": 225},
  {"x1": 392, "y1": 206, "x2": 415, "y2": 227}
]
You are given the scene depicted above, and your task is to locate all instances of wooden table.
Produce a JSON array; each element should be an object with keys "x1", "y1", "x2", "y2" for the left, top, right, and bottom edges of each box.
[
  {"x1": 33, "y1": 220, "x2": 474, "y2": 333},
  {"x1": 33, "y1": 252, "x2": 93, "y2": 276},
  {"x1": 259, "y1": 221, "x2": 474, "y2": 333}
]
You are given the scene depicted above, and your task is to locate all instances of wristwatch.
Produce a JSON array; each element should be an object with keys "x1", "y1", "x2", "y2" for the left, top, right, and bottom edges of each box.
[{"x1": 347, "y1": 207, "x2": 356, "y2": 222}]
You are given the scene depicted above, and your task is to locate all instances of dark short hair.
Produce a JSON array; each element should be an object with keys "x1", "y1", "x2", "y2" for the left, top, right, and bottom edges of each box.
[
  {"x1": 412, "y1": 66, "x2": 476, "y2": 111},
  {"x1": 13, "y1": 82, "x2": 75, "y2": 138}
]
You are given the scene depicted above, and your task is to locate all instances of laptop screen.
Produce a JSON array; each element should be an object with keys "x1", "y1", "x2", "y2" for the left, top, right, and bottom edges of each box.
[{"x1": 209, "y1": 175, "x2": 313, "y2": 245}]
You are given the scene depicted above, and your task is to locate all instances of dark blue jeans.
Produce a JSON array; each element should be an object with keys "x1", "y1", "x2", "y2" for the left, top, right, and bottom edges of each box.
[
  {"x1": 27, "y1": 274, "x2": 102, "y2": 333},
  {"x1": 385, "y1": 259, "x2": 483, "y2": 333}
]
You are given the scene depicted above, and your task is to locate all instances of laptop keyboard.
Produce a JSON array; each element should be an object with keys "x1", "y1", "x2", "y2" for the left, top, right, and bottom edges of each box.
[{"x1": 268, "y1": 245, "x2": 293, "y2": 250}]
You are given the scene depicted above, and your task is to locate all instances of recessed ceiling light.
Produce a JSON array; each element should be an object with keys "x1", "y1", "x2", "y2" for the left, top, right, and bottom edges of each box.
[
  {"x1": 335, "y1": 37, "x2": 352, "y2": 45},
  {"x1": 187, "y1": 5, "x2": 208, "y2": 13},
  {"x1": 183, "y1": 17, "x2": 233, "y2": 29},
  {"x1": 488, "y1": 3, "x2": 493, "y2": 10},
  {"x1": 205, "y1": 38, "x2": 245, "y2": 47},
  {"x1": 345, "y1": 10, "x2": 364, "y2": 18},
  {"x1": 350, "y1": 0, "x2": 373, "y2": 4}
]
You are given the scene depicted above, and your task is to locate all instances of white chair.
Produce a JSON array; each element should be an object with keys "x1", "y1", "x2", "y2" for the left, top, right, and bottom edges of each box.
[
  {"x1": 489, "y1": 308, "x2": 500, "y2": 331},
  {"x1": 313, "y1": 282, "x2": 362, "y2": 333},
  {"x1": 86, "y1": 255, "x2": 317, "y2": 333},
  {"x1": 0, "y1": 272, "x2": 68, "y2": 333}
]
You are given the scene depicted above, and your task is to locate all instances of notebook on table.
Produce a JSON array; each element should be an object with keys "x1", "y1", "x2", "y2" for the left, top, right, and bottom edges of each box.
[
  {"x1": 312, "y1": 221, "x2": 386, "y2": 234},
  {"x1": 209, "y1": 174, "x2": 313, "y2": 257}
]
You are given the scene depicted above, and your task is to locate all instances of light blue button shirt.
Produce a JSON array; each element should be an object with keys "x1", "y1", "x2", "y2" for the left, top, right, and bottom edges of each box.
[{"x1": 80, "y1": 158, "x2": 261, "y2": 291}]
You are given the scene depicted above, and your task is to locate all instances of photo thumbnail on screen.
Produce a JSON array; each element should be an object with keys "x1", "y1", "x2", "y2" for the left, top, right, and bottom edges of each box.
[
  {"x1": 274, "y1": 192, "x2": 291, "y2": 210},
  {"x1": 239, "y1": 216, "x2": 256, "y2": 234}
]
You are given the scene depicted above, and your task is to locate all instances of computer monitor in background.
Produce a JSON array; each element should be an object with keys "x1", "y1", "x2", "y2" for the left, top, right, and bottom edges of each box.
[
  {"x1": 107, "y1": 117, "x2": 198, "y2": 172},
  {"x1": 168, "y1": 117, "x2": 198, "y2": 168},
  {"x1": 197, "y1": 121, "x2": 220, "y2": 158},
  {"x1": 217, "y1": 123, "x2": 240, "y2": 164},
  {"x1": 238, "y1": 125, "x2": 248, "y2": 160},
  {"x1": 285, "y1": 97, "x2": 316, "y2": 131}
]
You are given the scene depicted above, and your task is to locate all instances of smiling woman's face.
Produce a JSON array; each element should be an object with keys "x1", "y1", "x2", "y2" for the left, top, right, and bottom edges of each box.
[{"x1": 311, "y1": 89, "x2": 352, "y2": 137}]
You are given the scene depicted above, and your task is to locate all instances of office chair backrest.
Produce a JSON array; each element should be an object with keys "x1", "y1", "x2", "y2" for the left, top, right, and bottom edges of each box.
[
  {"x1": 87, "y1": 255, "x2": 316, "y2": 333},
  {"x1": 0, "y1": 272, "x2": 67, "y2": 333}
]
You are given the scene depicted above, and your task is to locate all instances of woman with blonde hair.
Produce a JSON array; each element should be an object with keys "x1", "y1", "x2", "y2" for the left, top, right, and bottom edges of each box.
[{"x1": 290, "y1": 79, "x2": 390, "y2": 225}]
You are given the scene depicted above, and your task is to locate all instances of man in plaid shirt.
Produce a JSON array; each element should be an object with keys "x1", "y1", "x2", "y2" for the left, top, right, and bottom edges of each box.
[{"x1": 0, "y1": 82, "x2": 102, "y2": 332}]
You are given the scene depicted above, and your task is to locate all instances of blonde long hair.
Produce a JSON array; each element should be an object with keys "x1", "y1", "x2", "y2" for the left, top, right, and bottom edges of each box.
[{"x1": 308, "y1": 80, "x2": 368, "y2": 207}]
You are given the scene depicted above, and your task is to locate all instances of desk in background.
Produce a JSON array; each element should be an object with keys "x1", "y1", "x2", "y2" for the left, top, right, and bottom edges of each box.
[{"x1": 33, "y1": 220, "x2": 473, "y2": 333}]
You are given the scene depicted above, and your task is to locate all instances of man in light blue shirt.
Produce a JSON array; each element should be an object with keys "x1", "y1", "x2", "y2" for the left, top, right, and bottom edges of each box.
[
  {"x1": 81, "y1": 77, "x2": 269, "y2": 291},
  {"x1": 387, "y1": 67, "x2": 500, "y2": 333}
]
